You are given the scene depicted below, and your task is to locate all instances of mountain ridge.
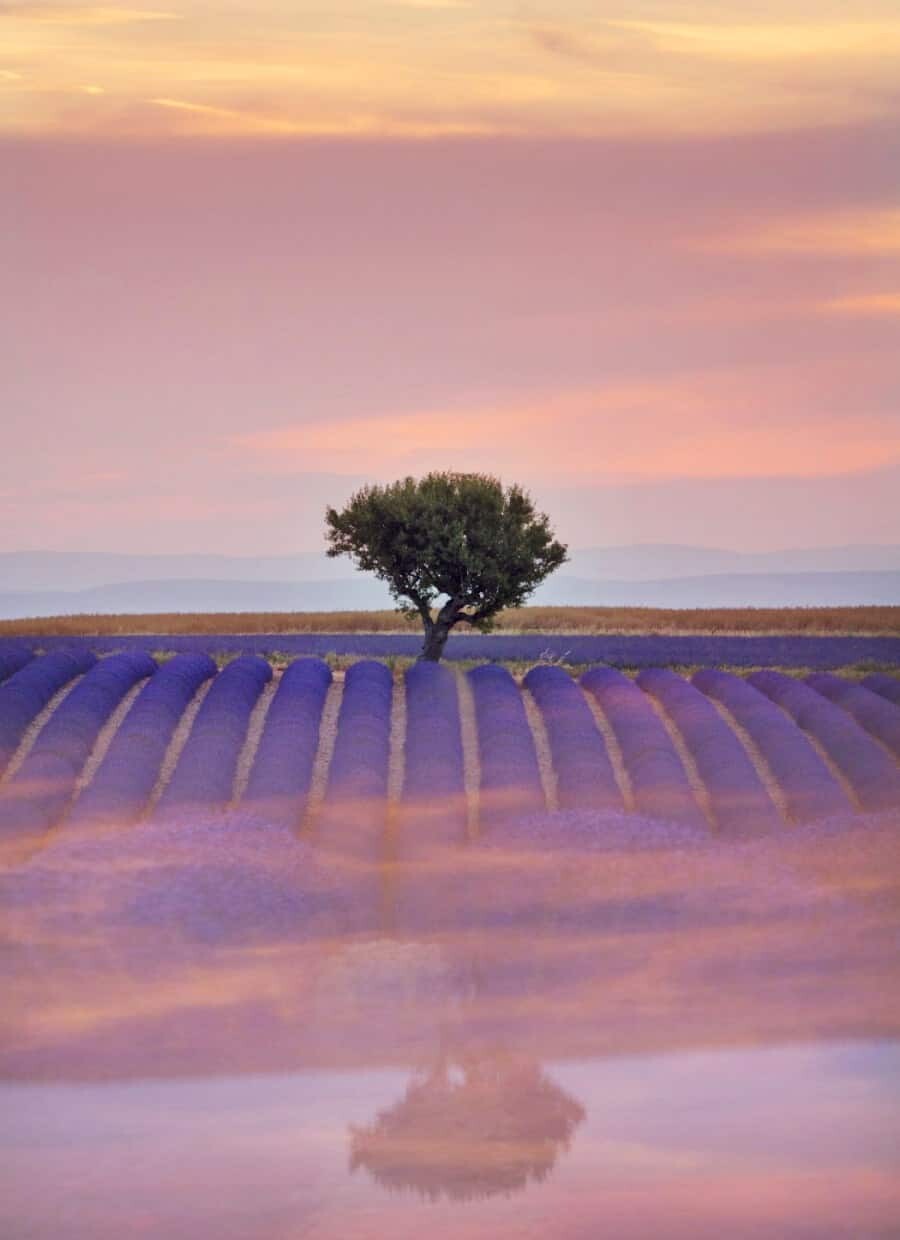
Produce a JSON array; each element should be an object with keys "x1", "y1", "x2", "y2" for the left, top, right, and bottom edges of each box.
[
  {"x1": 3, "y1": 544, "x2": 900, "y2": 593},
  {"x1": 1, "y1": 569, "x2": 898, "y2": 620}
]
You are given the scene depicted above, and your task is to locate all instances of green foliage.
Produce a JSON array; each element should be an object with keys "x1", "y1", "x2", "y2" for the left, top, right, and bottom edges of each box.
[{"x1": 325, "y1": 473, "x2": 568, "y2": 654}]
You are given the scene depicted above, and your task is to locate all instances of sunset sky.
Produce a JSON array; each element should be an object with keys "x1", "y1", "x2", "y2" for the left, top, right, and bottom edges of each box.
[{"x1": 3, "y1": 1, "x2": 899, "y2": 553}]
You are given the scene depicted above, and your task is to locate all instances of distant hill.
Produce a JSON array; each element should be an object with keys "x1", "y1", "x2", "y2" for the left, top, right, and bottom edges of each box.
[
  {"x1": 3, "y1": 544, "x2": 900, "y2": 594},
  {"x1": 0, "y1": 577, "x2": 393, "y2": 620},
  {"x1": 532, "y1": 571, "x2": 900, "y2": 608},
  {"x1": 0, "y1": 550, "x2": 354, "y2": 592},
  {"x1": 564, "y1": 544, "x2": 900, "y2": 581},
  {"x1": 0, "y1": 569, "x2": 897, "y2": 620}
]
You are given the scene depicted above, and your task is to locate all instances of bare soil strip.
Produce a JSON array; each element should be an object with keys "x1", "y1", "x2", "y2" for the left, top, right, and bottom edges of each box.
[
  {"x1": 454, "y1": 669, "x2": 480, "y2": 840},
  {"x1": 147, "y1": 679, "x2": 213, "y2": 813},
  {"x1": 0, "y1": 675, "x2": 84, "y2": 786},
  {"x1": 387, "y1": 673, "x2": 406, "y2": 806},
  {"x1": 231, "y1": 678, "x2": 279, "y2": 805},
  {"x1": 70, "y1": 678, "x2": 150, "y2": 808},
  {"x1": 581, "y1": 687, "x2": 635, "y2": 813},
  {"x1": 384, "y1": 673, "x2": 407, "y2": 862},
  {"x1": 521, "y1": 682, "x2": 558, "y2": 812},
  {"x1": 643, "y1": 692, "x2": 715, "y2": 830},
  {"x1": 301, "y1": 675, "x2": 344, "y2": 835}
]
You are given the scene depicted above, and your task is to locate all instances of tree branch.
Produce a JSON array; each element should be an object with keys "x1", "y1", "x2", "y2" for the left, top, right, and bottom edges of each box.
[
  {"x1": 407, "y1": 589, "x2": 434, "y2": 631},
  {"x1": 454, "y1": 603, "x2": 493, "y2": 626}
]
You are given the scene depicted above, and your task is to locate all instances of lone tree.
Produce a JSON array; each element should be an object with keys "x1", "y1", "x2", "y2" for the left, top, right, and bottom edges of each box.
[{"x1": 325, "y1": 472, "x2": 568, "y2": 662}]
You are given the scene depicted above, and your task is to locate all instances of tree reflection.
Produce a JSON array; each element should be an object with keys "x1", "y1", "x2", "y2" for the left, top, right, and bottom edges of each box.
[{"x1": 349, "y1": 1048, "x2": 585, "y2": 1201}]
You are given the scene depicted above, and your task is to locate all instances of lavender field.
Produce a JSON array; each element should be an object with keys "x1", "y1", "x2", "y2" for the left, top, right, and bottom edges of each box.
[
  {"x1": 3, "y1": 646, "x2": 900, "y2": 1239},
  {"x1": 1, "y1": 647, "x2": 899, "y2": 855},
  {"x1": 3, "y1": 630, "x2": 900, "y2": 669}
]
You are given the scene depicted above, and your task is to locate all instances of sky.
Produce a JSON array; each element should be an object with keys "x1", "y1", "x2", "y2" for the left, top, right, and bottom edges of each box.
[{"x1": 2, "y1": 1, "x2": 899, "y2": 554}]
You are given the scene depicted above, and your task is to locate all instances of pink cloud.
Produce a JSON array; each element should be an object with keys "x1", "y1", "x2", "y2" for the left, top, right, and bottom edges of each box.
[
  {"x1": 227, "y1": 360, "x2": 900, "y2": 484},
  {"x1": 2, "y1": 128, "x2": 897, "y2": 551}
]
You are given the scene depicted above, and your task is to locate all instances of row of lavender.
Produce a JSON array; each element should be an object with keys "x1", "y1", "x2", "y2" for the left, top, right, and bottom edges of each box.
[
  {"x1": 0, "y1": 653, "x2": 899, "y2": 851},
  {"x1": 3, "y1": 631, "x2": 900, "y2": 669}
]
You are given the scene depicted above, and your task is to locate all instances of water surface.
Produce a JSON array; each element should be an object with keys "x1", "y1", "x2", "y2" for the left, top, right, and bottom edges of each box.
[{"x1": 2, "y1": 809, "x2": 899, "y2": 1236}]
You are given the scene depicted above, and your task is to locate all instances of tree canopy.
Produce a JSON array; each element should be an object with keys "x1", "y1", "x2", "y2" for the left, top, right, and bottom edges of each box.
[
  {"x1": 325, "y1": 472, "x2": 568, "y2": 660},
  {"x1": 349, "y1": 1050, "x2": 585, "y2": 1201}
]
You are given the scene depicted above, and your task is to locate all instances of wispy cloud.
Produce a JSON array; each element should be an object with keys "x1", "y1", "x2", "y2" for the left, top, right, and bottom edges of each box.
[
  {"x1": 386, "y1": 0, "x2": 472, "y2": 8},
  {"x1": 607, "y1": 19, "x2": 900, "y2": 61},
  {"x1": 820, "y1": 293, "x2": 900, "y2": 316},
  {"x1": 0, "y1": 4, "x2": 179, "y2": 23},
  {"x1": 148, "y1": 96, "x2": 498, "y2": 137},
  {"x1": 529, "y1": 24, "x2": 647, "y2": 66},
  {"x1": 148, "y1": 97, "x2": 305, "y2": 135},
  {"x1": 226, "y1": 366, "x2": 900, "y2": 484},
  {"x1": 530, "y1": 26, "x2": 605, "y2": 64},
  {"x1": 692, "y1": 209, "x2": 900, "y2": 256},
  {"x1": 5, "y1": 4, "x2": 900, "y2": 139}
]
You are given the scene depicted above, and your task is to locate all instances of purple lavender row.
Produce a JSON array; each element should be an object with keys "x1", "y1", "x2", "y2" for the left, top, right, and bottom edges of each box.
[
  {"x1": 243, "y1": 658, "x2": 331, "y2": 823},
  {"x1": 750, "y1": 671, "x2": 900, "y2": 812},
  {"x1": 320, "y1": 660, "x2": 392, "y2": 859},
  {"x1": 0, "y1": 650, "x2": 97, "y2": 778},
  {"x1": 581, "y1": 668, "x2": 705, "y2": 828},
  {"x1": 10, "y1": 632, "x2": 900, "y2": 669},
  {"x1": 400, "y1": 662, "x2": 466, "y2": 852},
  {"x1": 525, "y1": 665, "x2": 621, "y2": 812},
  {"x1": 155, "y1": 656, "x2": 272, "y2": 814},
  {"x1": 468, "y1": 665, "x2": 544, "y2": 829},
  {"x1": 807, "y1": 674, "x2": 900, "y2": 760},
  {"x1": 68, "y1": 653, "x2": 217, "y2": 827},
  {"x1": 693, "y1": 669, "x2": 850, "y2": 823},
  {"x1": 0, "y1": 645, "x2": 32, "y2": 684},
  {"x1": 637, "y1": 669, "x2": 781, "y2": 838},
  {"x1": 863, "y1": 675, "x2": 900, "y2": 708},
  {"x1": 0, "y1": 652, "x2": 156, "y2": 839}
]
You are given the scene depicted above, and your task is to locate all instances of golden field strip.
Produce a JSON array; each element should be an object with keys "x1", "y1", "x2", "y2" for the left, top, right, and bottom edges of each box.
[{"x1": 1, "y1": 605, "x2": 898, "y2": 638}]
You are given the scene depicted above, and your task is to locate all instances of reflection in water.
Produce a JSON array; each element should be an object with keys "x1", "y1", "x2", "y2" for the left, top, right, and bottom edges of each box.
[
  {"x1": 1, "y1": 802, "x2": 900, "y2": 1236},
  {"x1": 2, "y1": 1041, "x2": 898, "y2": 1240},
  {"x1": 349, "y1": 1049, "x2": 585, "y2": 1201}
]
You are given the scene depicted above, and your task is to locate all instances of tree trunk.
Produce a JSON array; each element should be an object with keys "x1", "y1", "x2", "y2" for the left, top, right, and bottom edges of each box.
[{"x1": 420, "y1": 620, "x2": 452, "y2": 662}]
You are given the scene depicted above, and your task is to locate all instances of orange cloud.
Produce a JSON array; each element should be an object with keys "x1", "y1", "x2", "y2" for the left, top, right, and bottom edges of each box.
[
  {"x1": 608, "y1": 18, "x2": 900, "y2": 60},
  {"x1": 696, "y1": 209, "x2": 900, "y2": 256},
  {"x1": 147, "y1": 97, "x2": 496, "y2": 138},
  {"x1": 4, "y1": 4, "x2": 900, "y2": 138},
  {"x1": 1, "y1": 5, "x2": 179, "y2": 24},
  {"x1": 226, "y1": 366, "x2": 900, "y2": 484},
  {"x1": 820, "y1": 293, "x2": 900, "y2": 316}
]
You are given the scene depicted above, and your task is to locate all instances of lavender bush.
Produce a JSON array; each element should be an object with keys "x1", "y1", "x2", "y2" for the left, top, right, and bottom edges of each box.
[
  {"x1": 525, "y1": 665, "x2": 622, "y2": 812},
  {"x1": 0, "y1": 650, "x2": 97, "y2": 778},
  {"x1": 399, "y1": 661, "x2": 467, "y2": 852},
  {"x1": 0, "y1": 645, "x2": 32, "y2": 684},
  {"x1": 469, "y1": 665, "x2": 544, "y2": 829},
  {"x1": 749, "y1": 671, "x2": 900, "y2": 812},
  {"x1": 156, "y1": 655, "x2": 271, "y2": 814},
  {"x1": 581, "y1": 667, "x2": 706, "y2": 829},
  {"x1": 319, "y1": 660, "x2": 392, "y2": 867},
  {"x1": 862, "y1": 674, "x2": 900, "y2": 708},
  {"x1": 693, "y1": 669, "x2": 850, "y2": 823},
  {"x1": 0, "y1": 651, "x2": 156, "y2": 837},
  {"x1": 6, "y1": 632, "x2": 899, "y2": 669},
  {"x1": 243, "y1": 657, "x2": 332, "y2": 823},
  {"x1": 807, "y1": 673, "x2": 900, "y2": 759},
  {"x1": 637, "y1": 669, "x2": 781, "y2": 838},
  {"x1": 68, "y1": 652, "x2": 217, "y2": 827}
]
